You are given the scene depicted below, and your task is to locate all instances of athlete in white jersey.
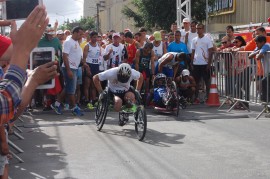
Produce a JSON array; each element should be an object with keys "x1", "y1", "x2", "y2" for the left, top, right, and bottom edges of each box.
[
  {"x1": 93, "y1": 63, "x2": 143, "y2": 113},
  {"x1": 83, "y1": 31, "x2": 101, "y2": 106}
]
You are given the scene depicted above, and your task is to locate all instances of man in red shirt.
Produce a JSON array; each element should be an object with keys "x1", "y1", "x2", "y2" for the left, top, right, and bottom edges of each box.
[{"x1": 124, "y1": 31, "x2": 140, "y2": 68}]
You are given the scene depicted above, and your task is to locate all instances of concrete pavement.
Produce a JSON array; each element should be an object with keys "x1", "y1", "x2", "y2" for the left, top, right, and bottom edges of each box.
[{"x1": 8, "y1": 103, "x2": 270, "y2": 179}]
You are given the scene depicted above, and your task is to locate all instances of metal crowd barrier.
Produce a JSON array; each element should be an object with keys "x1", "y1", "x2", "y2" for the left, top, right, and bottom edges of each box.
[{"x1": 211, "y1": 51, "x2": 270, "y2": 119}]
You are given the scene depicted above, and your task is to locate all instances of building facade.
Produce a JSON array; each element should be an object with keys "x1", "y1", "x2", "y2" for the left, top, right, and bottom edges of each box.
[
  {"x1": 83, "y1": 0, "x2": 137, "y2": 34},
  {"x1": 208, "y1": 0, "x2": 270, "y2": 33},
  {"x1": 83, "y1": 0, "x2": 270, "y2": 34}
]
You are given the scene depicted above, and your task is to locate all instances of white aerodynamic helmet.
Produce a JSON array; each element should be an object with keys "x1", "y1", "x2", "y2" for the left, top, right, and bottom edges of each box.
[{"x1": 117, "y1": 63, "x2": 132, "y2": 83}]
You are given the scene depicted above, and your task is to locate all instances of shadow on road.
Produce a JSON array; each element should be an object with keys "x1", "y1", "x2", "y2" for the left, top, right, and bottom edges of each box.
[
  {"x1": 9, "y1": 119, "x2": 69, "y2": 179},
  {"x1": 101, "y1": 127, "x2": 185, "y2": 147}
]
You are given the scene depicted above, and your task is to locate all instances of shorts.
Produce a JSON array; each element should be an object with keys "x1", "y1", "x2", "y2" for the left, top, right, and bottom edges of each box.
[
  {"x1": 77, "y1": 67, "x2": 82, "y2": 85},
  {"x1": 140, "y1": 69, "x2": 150, "y2": 79},
  {"x1": 87, "y1": 63, "x2": 100, "y2": 76},
  {"x1": 62, "y1": 67, "x2": 78, "y2": 95},
  {"x1": 109, "y1": 87, "x2": 133, "y2": 104},
  {"x1": 155, "y1": 62, "x2": 173, "y2": 77}
]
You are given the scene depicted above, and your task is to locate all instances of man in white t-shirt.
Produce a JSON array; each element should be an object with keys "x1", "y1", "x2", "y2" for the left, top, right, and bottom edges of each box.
[
  {"x1": 51, "y1": 26, "x2": 84, "y2": 116},
  {"x1": 93, "y1": 63, "x2": 143, "y2": 126},
  {"x1": 180, "y1": 18, "x2": 190, "y2": 43},
  {"x1": 191, "y1": 23, "x2": 214, "y2": 104},
  {"x1": 185, "y1": 20, "x2": 198, "y2": 54}
]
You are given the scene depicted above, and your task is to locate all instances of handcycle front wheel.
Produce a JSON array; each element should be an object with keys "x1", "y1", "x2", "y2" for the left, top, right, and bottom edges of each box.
[
  {"x1": 134, "y1": 105, "x2": 147, "y2": 141},
  {"x1": 95, "y1": 91, "x2": 109, "y2": 131}
]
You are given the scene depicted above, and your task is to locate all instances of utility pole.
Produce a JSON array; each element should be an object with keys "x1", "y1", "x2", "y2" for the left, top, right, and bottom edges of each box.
[
  {"x1": 96, "y1": 3, "x2": 100, "y2": 33},
  {"x1": 206, "y1": 0, "x2": 208, "y2": 32}
]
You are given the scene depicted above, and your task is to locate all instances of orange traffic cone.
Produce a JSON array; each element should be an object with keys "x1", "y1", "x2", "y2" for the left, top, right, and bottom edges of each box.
[{"x1": 206, "y1": 75, "x2": 220, "y2": 107}]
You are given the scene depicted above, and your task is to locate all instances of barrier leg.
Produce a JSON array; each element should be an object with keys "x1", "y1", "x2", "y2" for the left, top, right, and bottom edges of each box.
[
  {"x1": 18, "y1": 117, "x2": 24, "y2": 123},
  {"x1": 227, "y1": 100, "x2": 239, "y2": 112},
  {"x1": 12, "y1": 131, "x2": 24, "y2": 140},
  {"x1": 8, "y1": 140, "x2": 24, "y2": 153},
  {"x1": 256, "y1": 108, "x2": 267, "y2": 120},
  {"x1": 218, "y1": 97, "x2": 234, "y2": 109},
  {"x1": 13, "y1": 124, "x2": 23, "y2": 133},
  {"x1": 9, "y1": 150, "x2": 24, "y2": 163},
  {"x1": 239, "y1": 101, "x2": 250, "y2": 112}
]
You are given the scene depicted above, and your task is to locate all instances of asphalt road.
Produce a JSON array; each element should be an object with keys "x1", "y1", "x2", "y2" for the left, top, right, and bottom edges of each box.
[{"x1": 8, "y1": 105, "x2": 270, "y2": 179}]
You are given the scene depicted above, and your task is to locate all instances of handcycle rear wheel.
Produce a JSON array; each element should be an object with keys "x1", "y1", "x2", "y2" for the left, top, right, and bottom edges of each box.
[
  {"x1": 95, "y1": 90, "x2": 109, "y2": 131},
  {"x1": 134, "y1": 105, "x2": 147, "y2": 141}
]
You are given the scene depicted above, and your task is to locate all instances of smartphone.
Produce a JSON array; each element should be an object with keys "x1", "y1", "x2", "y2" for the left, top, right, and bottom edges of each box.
[
  {"x1": 30, "y1": 47, "x2": 55, "y2": 89},
  {"x1": 2, "y1": 0, "x2": 43, "y2": 20}
]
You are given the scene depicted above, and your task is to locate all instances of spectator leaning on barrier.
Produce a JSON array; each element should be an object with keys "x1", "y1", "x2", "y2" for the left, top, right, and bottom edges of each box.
[
  {"x1": 229, "y1": 36, "x2": 246, "y2": 52},
  {"x1": 226, "y1": 25, "x2": 235, "y2": 43},
  {"x1": 191, "y1": 23, "x2": 214, "y2": 104},
  {"x1": 244, "y1": 27, "x2": 270, "y2": 51},
  {"x1": 249, "y1": 35, "x2": 270, "y2": 77},
  {"x1": 217, "y1": 36, "x2": 234, "y2": 52}
]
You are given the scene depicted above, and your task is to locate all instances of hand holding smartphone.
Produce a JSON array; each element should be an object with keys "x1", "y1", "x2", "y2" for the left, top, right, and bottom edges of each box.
[{"x1": 30, "y1": 47, "x2": 55, "y2": 89}]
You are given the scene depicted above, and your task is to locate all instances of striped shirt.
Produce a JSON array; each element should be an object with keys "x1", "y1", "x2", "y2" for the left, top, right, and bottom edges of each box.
[{"x1": 0, "y1": 65, "x2": 26, "y2": 124}]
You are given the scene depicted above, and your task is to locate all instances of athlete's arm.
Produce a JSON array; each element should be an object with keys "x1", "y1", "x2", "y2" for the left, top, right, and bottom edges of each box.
[
  {"x1": 158, "y1": 54, "x2": 172, "y2": 73},
  {"x1": 134, "y1": 49, "x2": 140, "y2": 71},
  {"x1": 136, "y1": 73, "x2": 144, "y2": 91},
  {"x1": 162, "y1": 42, "x2": 167, "y2": 55},
  {"x1": 150, "y1": 50, "x2": 155, "y2": 75},
  {"x1": 104, "y1": 46, "x2": 113, "y2": 61},
  {"x1": 82, "y1": 44, "x2": 89, "y2": 64},
  {"x1": 93, "y1": 74, "x2": 103, "y2": 94}
]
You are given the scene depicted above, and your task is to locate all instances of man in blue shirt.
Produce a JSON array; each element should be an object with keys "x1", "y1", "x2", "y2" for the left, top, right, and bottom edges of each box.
[
  {"x1": 167, "y1": 30, "x2": 189, "y2": 72},
  {"x1": 167, "y1": 30, "x2": 189, "y2": 54}
]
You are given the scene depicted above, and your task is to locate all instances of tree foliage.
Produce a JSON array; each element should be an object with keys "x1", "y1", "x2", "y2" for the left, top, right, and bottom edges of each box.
[
  {"x1": 122, "y1": 0, "x2": 215, "y2": 31},
  {"x1": 59, "y1": 16, "x2": 96, "y2": 31}
]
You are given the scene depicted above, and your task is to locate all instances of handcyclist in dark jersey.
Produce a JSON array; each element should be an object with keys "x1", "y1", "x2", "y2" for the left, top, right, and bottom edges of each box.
[{"x1": 135, "y1": 42, "x2": 155, "y2": 95}]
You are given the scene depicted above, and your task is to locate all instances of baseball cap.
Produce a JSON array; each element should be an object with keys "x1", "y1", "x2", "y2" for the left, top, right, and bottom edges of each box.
[
  {"x1": 153, "y1": 31, "x2": 162, "y2": 41},
  {"x1": 182, "y1": 69, "x2": 190, "y2": 76},
  {"x1": 182, "y1": 18, "x2": 190, "y2": 23},
  {"x1": 112, "y1": 32, "x2": 120, "y2": 38},
  {"x1": 56, "y1": 30, "x2": 64, "y2": 35},
  {"x1": 45, "y1": 26, "x2": 55, "y2": 35}
]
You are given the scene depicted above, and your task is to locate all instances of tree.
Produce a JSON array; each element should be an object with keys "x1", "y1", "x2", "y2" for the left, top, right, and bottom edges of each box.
[
  {"x1": 59, "y1": 16, "x2": 96, "y2": 31},
  {"x1": 122, "y1": 0, "x2": 215, "y2": 31}
]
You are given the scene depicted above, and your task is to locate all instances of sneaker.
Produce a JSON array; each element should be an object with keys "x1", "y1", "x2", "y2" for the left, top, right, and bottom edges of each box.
[
  {"x1": 119, "y1": 113, "x2": 129, "y2": 126},
  {"x1": 64, "y1": 103, "x2": 69, "y2": 111},
  {"x1": 193, "y1": 98, "x2": 200, "y2": 105},
  {"x1": 50, "y1": 104, "x2": 63, "y2": 115},
  {"x1": 72, "y1": 106, "x2": 84, "y2": 116},
  {"x1": 87, "y1": 103, "x2": 94, "y2": 110}
]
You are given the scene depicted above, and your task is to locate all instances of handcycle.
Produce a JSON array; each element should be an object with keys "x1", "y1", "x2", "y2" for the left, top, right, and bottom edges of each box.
[
  {"x1": 151, "y1": 73, "x2": 181, "y2": 117},
  {"x1": 95, "y1": 87, "x2": 147, "y2": 141}
]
